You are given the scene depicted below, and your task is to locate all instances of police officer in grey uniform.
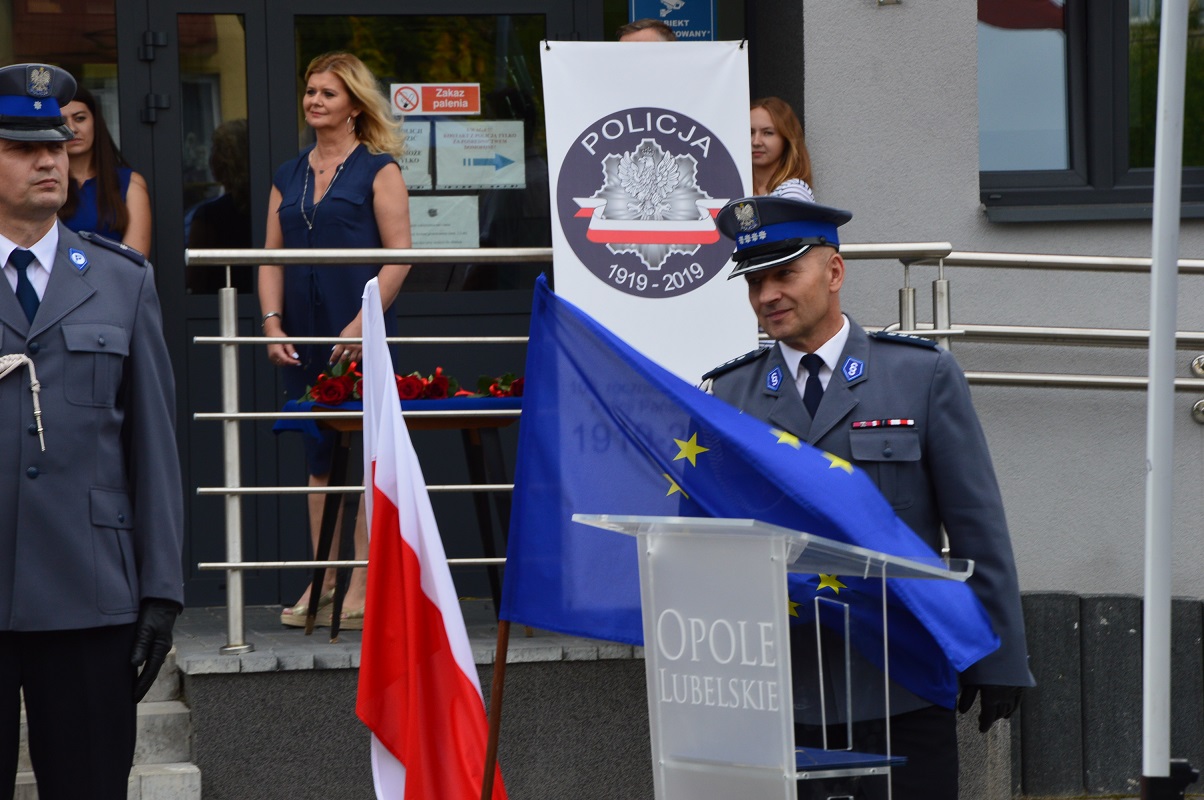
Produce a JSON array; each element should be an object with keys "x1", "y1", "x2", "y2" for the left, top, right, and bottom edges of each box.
[
  {"x1": 0, "y1": 65, "x2": 183, "y2": 800},
  {"x1": 704, "y1": 196, "x2": 1033, "y2": 800}
]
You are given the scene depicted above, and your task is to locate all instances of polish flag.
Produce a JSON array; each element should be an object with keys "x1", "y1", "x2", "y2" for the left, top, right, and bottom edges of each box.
[{"x1": 356, "y1": 278, "x2": 507, "y2": 799}]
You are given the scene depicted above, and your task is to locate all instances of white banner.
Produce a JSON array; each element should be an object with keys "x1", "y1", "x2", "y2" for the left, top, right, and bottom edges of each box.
[{"x1": 542, "y1": 41, "x2": 756, "y2": 382}]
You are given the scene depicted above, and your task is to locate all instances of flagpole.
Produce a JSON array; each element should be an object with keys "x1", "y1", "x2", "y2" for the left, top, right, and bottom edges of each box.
[
  {"x1": 1140, "y1": 0, "x2": 1197, "y2": 797},
  {"x1": 481, "y1": 619, "x2": 511, "y2": 800}
]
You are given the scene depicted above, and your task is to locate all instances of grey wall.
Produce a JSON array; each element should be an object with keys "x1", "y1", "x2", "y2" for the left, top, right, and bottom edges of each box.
[{"x1": 797, "y1": 0, "x2": 1204, "y2": 599}]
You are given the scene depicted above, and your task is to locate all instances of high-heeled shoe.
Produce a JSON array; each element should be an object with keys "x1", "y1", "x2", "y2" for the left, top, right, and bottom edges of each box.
[
  {"x1": 280, "y1": 588, "x2": 335, "y2": 627},
  {"x1": 317, "y1": 605, "x2": 364, "y2": 631}
]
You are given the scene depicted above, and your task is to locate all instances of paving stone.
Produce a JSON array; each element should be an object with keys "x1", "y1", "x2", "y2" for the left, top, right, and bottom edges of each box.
[
  {"x1": 141, "y1": 649, "x2": 180, "y2": 703},
  {"x1": 130, "y1": 763, "x2": 202, "y2": 800},
  {"x1": 134, "y1": 702, "x2": 192, "y2": 765},
  {"x1": 236, "y1": 651, "x2": 280, "y2": 673}
]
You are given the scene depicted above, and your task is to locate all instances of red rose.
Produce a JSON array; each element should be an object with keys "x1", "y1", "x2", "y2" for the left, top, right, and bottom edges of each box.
[
  {"x1": 351, "y1": 377, "x2": 362, "y2": 400},
  {"x1": 312, "y1": 376, "x2": 350, "y2": 405},
  {"x1": 397, "y1": 374, "x2": 425, "y2": 400},
  {"x1": 508, "y1": 377, "x2": 524, "y2": 397},
  {"x1": 424, "y1": 373, "x2": 449, "y2": 399}
]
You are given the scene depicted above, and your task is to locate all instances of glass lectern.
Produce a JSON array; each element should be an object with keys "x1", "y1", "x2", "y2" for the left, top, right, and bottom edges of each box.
[{"x1": 573, "y1": 514, "x2": 974, "y2": 800}]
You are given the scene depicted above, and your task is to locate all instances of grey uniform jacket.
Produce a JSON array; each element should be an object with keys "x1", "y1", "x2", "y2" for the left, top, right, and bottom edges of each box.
[
  {"x1": 0, "y1": 224, "x2": 183, "y2": 632},
  {"x1": 708, "y1": 319, "x2": 1034, "y2": 699}
]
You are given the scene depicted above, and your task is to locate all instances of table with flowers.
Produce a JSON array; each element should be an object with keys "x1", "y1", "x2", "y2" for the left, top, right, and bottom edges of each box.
[{"x1": 273, "y1": 364, "x2": 522, "y2": 633}]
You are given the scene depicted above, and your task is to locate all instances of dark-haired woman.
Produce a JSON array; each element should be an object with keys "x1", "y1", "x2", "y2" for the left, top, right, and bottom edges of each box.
[{"x1": 58, "y1": 87, "x2": 152, "y2": 254}]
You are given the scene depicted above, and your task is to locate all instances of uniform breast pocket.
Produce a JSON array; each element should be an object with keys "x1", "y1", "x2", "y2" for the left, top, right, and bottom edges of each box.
[
  {"x1": 61, "y1": 323, "x2": 129, "y2": 407},
  {"x1": 849, "y1": 428, "x2": 922, "y2": 511}
]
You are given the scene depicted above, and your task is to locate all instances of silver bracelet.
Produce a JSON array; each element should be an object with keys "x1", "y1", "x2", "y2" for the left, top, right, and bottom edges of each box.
[{"x1": 261, "y1": 311, "x2": 282, "y2": 330}]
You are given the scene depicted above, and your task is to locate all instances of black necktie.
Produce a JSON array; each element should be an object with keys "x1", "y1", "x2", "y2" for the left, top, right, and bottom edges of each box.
[
  {"x1": 801, "y1": 353, "x2": 824, "y2": 418},
  {"x1": 10, "y1": 249, "x2": 39, "y2": 323}
]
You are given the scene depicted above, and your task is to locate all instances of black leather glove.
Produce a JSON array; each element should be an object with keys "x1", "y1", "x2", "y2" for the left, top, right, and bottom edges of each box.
[
  {"x1": 131, "y1": 598, "x2": 182, "y2": 703},
  {"x1": 957, "y1": 684, "x2": 1024, "y2": 733}
]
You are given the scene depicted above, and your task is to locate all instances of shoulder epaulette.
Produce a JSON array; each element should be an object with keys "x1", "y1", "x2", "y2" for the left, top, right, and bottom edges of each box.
[
  {"x1": 701, "y1": 346, "x2": 770, "y2": 381},
  {"x1": 79, "y1": 231, "x2": 150, "y2": 267},
  {"x1": 870, "y1": 330, "x2": 938, "y2": 349}
]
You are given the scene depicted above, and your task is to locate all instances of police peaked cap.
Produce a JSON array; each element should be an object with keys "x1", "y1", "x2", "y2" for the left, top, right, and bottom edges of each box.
[
  {"x1": 716, "y1": 195, "x2": 853, "y2": 278},
  {"x1": 0, "y1": 64, "x2": 76, "y2": 142}
]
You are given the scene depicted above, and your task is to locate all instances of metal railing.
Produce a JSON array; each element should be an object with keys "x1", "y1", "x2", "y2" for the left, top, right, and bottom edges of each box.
[
  {"x1": 188, "y1": 243, "x2": 1204, "y2": 653},
  {"x1": 189, "y1": 246, "x2": 548, "y2": 653}
]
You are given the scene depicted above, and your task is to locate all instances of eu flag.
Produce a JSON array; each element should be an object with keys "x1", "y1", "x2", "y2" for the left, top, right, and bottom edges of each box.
[{"x1": 499, "y1": 276, "x2": 999, "y2": 707}]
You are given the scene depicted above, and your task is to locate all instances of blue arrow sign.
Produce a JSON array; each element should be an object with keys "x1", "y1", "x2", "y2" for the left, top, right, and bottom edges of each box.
[{"x1": 462, "y1": 154, "x2": 515, "y2": 170}]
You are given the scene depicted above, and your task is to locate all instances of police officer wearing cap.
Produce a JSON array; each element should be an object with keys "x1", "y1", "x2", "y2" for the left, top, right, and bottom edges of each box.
[
  {"x1": 0, "y1": 65, "x2": 183, "y2": 799},
  {"x1": 703, "y1": 196, "x2": 1033, "y2": 800}
]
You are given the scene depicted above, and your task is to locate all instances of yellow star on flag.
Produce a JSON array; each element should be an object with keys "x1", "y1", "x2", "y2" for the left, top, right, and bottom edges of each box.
[
  {"x1": 663, "y1": 473, "x2": 688, "y2": 498},
  {"x1": 771, "y1": 428, "x2": 801, "y2": 449},
  {"x1": 673, "y1": 433, "x2": 709, "y2": 467},
  {"x1": 817, "y1": 574, "x2": 847, "y2": 593},
  {"x1": 823, "y1": 452, "x2": 854, "y2": 473},
  {"x1": 788, "y1": 598, "x2": 800, "y2": 618}
]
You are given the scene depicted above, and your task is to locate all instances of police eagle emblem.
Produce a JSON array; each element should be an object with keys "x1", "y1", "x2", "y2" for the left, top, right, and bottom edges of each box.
[
  {"x1": 618, "y1": 143, "x2": 678, "y2": 220},
  {"x1": 734, "y1": 201, "x2": 759, "y2": 232},
  {"x1": 27, "y1": 67, "x2": 51, "y2": 98}
]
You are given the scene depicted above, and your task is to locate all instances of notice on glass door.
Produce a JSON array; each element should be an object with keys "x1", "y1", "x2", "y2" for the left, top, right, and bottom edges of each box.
[
  {"x1": 398, "y1": 120, "x2": 432, "y2": 190},
  {"x1": 434, "y1": 120, "x2": 525, "y2": 190},
  {"x1": 409, "y1": 195, "x2": 479, "y2": 249}
]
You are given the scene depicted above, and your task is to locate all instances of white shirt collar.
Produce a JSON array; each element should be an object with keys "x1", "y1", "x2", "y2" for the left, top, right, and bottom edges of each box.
[
  {"x1": 0, "y1": 224, "x2": 59, "y2": 273},
  {"x1": 1, "y1": 224, "x2": 59, "y2": 299},
  {"x1": 777, "y1": 315, "x2": 851, "y2": 391}
]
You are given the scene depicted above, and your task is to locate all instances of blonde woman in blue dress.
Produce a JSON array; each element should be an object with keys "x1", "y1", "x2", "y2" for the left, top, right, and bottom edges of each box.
[{"x1": 258, "y1": 51, "x2": 412, "y2": 628}]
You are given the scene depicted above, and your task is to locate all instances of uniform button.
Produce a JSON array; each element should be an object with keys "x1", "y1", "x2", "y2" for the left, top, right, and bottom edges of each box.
[
  {"x1": 27, "y1": 341, "x2": 39, "y2": 354},
  {"x1": 883, "y1": 443, "x2": 893, "y2": 458},
  {"x1": 26, "y1": 467, "x2": 39, "y2": 479},
  {"x1": 26, "y1": 423, "x2": 37, "y2": 436},
  {"x1": 117, "y1": 513, "x2": 126, "y2": 523},
  {"x1": 98, "y1": 336, "x2": 106, "y2": 346}
]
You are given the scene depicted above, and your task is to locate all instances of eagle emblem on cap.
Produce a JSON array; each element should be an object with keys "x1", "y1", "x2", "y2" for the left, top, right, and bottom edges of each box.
[
  {"x1": 27, "y1": 67, "x2": 51, "y2": 98},
  {"x1": 734, "y1": 201, "x2": 759, "y2": 232}
]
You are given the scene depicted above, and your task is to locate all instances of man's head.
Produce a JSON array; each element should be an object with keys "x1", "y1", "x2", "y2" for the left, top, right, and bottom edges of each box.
[
  {"x1": 717, "y1": 196, "x2": 853, "y2": 351},
  {"x1": 0, "y1": 65, "x2": 76, "y2": 229},
  {"x1": 617, "y1": 18, "x2": 677, "y2": 42}
]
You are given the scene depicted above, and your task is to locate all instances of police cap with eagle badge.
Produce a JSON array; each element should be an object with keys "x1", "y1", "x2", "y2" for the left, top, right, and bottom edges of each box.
[
  {"x1": 715, "y1": 195, "x2": 853, "y2": 279},
  {"x1": 0, "y1": 63, "x2": 76, "y2": 142}
]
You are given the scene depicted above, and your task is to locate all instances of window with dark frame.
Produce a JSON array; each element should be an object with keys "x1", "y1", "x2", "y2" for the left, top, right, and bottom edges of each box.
[{"x1": 978, "y1": 0, "x2": 1204, "y2": 222}]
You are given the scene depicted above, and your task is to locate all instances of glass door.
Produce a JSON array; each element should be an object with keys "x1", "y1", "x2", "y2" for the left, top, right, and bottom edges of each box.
[
  {"x1": 142, "y1": 1, "x2": 273, "y2": 606},
  {"x1": 143, "y1": 0, "x2": 572, "y2": 605}
]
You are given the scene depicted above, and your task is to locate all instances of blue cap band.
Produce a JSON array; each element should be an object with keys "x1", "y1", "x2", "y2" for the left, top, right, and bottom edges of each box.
[
  {"x1": 732, "y1": 219, "x2": 840, "y2": 251},
  {"x1": 0, "y1": 95, "x2": 62, "y2": 118}
]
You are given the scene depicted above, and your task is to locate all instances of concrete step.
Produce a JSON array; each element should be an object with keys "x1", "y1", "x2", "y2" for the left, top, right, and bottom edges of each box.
[
  {"x1": 14, "y1": 762, "x2": 201, "y2": 800},
  {"x1": 17, "y1": 699, "x2": 193, "y2": 772},
  {"x1": 15, "y1": 646, "x2": 196, "y2": 797},
  {"x1": 142, "y1": 648, "x2": 182, "y2": 704}
]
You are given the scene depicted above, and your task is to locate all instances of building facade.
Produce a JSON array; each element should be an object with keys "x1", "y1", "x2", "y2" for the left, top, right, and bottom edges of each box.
[{"x1": 2, "y1": 0, "x2": 1200, "y2": 612}]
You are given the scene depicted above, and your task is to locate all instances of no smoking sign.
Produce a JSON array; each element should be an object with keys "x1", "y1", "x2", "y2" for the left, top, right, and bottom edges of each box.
[{"x1": 393, "y1": 85, "x2": 420, "y2": 113}]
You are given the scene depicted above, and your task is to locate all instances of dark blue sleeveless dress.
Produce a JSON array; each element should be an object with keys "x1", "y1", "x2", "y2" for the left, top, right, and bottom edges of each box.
[
  {"x1": 61, "y1": 167, "x2": 132, "y2": 240},
  {"x1": 274, "y1": 144, "x2": 401, "y2": 474}
]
